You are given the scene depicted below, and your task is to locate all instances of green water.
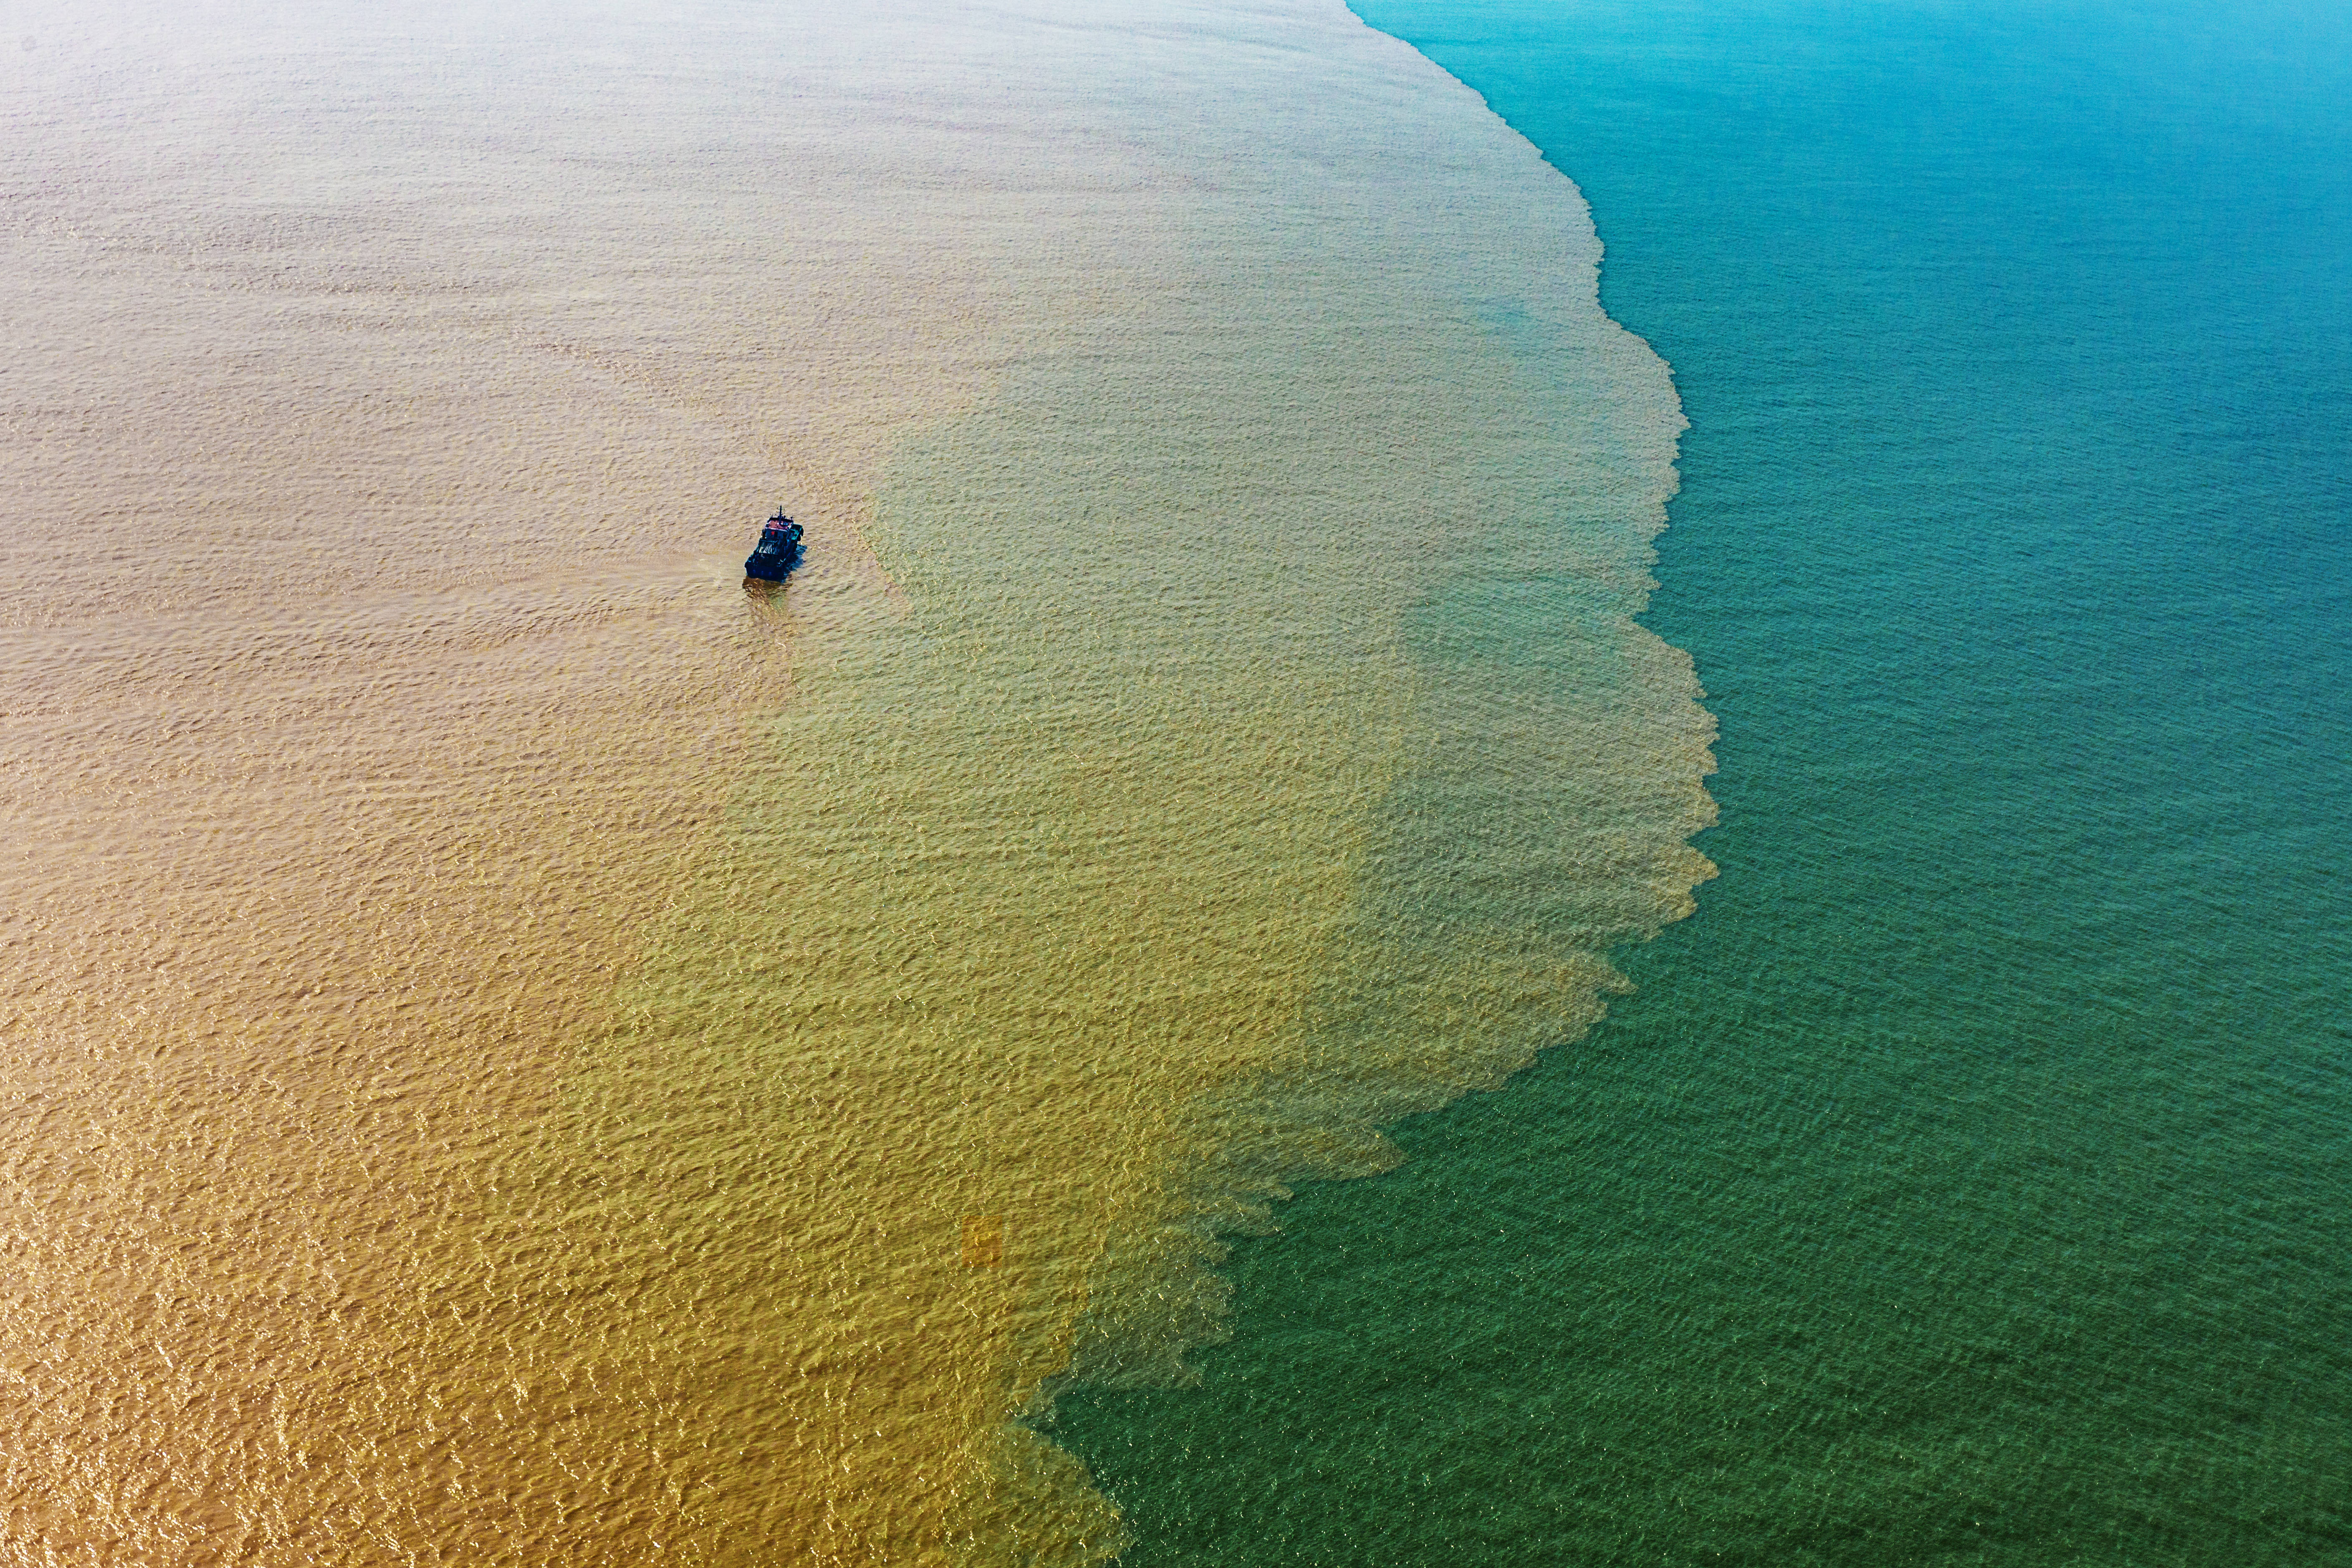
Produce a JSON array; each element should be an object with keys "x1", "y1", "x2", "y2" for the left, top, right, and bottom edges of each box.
[{"x1": 1046, "y1": 1, "x2": 2352, "y2": 1560}]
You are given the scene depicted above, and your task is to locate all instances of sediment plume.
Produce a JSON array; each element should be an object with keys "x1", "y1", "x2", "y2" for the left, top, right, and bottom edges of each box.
[{"x1": 0, "y1": 3, "x2": 1712, "y2": 1561}]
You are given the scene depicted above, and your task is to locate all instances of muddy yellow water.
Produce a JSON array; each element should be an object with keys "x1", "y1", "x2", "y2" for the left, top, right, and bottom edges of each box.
[{"x1": 0, "y1": 2, "x2": 1712, "y2": 1562}]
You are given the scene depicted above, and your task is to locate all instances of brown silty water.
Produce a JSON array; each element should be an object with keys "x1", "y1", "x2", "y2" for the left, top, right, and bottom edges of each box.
[{"x1": 0, "y1": 2, "x2": 1714, "y2": 1563}]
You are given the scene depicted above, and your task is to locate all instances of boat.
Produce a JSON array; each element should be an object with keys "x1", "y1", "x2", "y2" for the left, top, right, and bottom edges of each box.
[{"x1": 744, "y1": 508, "x2": 805, "y2": 585}]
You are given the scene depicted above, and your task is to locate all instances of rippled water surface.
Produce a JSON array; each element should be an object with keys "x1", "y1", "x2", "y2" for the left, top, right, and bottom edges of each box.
[
  {"x1": 1050, "y1": 0, "x2": 2352, "y2": 1561},
  {"x1": 1, "y1": 3, "x2": 1710, "y2": 1560}
]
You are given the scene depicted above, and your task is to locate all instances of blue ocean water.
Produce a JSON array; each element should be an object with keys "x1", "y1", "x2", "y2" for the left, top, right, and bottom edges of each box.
[{"x1": 1047, "y1": 0, "x2": 2352, "y2": 1561}]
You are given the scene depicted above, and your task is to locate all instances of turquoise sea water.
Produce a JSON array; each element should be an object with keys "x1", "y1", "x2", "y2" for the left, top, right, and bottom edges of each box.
[{"x1": 1047, "y1": 1, "x2": 2352, "y2": 1561}]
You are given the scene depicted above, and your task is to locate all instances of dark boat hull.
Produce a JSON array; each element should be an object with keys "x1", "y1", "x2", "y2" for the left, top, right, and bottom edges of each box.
[{"x1": 744, "y1": 513, "x2": 805, "y2": 584}]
